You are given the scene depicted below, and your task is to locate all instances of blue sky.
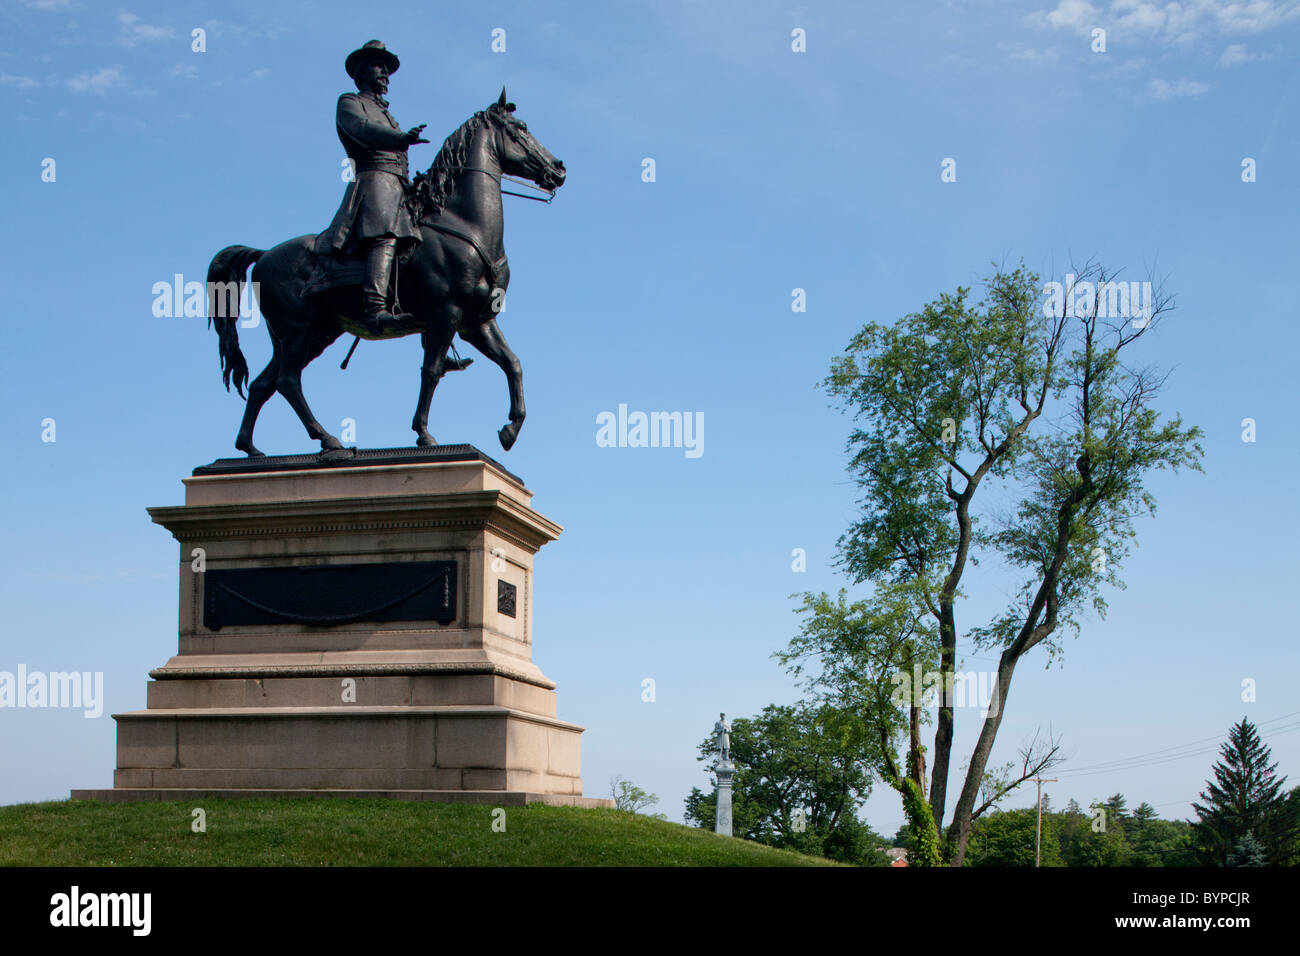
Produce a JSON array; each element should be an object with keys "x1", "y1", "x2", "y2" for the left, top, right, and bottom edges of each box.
[{"x1": 2, "y1": 0, "x2": 1299, "y2": 837}]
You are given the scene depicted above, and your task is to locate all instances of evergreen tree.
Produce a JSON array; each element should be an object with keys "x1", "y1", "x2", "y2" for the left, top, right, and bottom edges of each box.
[
  {"x1": 1132, "y1": 802, "x2": 1157, "y2": 829},
  {"x1": 1191, "y1": 718, "x2": 1298, "y2": 866},
  {"x1": 1225, "y1": 833, "x2": 1266, "y2": 867},
  {"x1": 1103, "y1": 793, "x2": 1129, "y2": 823},
  {"x1": 1288, "y1": 787, "x2": 1300, "y2": 866}
]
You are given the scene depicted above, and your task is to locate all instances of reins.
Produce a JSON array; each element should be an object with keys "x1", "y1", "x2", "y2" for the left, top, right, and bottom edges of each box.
[{"x1": 455, "y1": 165, "x2": 555, "y2": 203}]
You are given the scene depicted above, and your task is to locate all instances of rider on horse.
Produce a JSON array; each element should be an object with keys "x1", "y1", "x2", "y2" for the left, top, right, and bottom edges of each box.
[{"x1": 317, "y1": 40, "x2": 428, "y2": 338}]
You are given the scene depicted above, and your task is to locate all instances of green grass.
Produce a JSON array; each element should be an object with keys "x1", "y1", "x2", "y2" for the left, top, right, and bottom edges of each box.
[{"x1": 0, "y1": 799, "x2": 839, "y2": 866}]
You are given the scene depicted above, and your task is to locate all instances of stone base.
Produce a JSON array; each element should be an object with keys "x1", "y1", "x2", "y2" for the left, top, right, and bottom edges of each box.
[
  {"x1": 77, "y1": 446, "x2": 597, "y2": 804},
  {"x1": 70, "y1": 788, "x2": 613, "y2": 808},
  {"x1": 107, "y1": 703, "x2": 585, "y2": 794}
]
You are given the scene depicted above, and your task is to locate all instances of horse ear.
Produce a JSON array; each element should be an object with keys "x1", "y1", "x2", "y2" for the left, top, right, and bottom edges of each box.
[{"x1": 497, "y1": 87, "x2": 507, "y2": 108}]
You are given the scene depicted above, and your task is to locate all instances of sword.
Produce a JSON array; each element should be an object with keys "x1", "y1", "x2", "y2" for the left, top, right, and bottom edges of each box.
[{"x1": 340, "y1": 335, "x2": 361, "y2": 369}]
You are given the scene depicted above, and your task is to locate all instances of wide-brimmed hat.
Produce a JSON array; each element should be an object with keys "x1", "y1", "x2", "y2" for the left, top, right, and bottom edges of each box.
[{"x1": 345, "y1": 40, "x2": 400, "y2": 79}]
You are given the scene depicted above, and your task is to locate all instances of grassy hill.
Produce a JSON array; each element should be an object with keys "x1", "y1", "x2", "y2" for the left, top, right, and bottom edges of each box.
[{"x1": 0, "y1": 798, "x2": 838, "y2": 866}]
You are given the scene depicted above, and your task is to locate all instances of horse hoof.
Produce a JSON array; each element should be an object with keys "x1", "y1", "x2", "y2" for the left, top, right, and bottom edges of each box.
[
  {"x1": 237, "y1": 441, "x2": 265, "y2": 458},
  {"x1": 498, "y1": 425, "x2": 518, "y2": 451},
  {"x1": 416, "y1": 434, "x2": 437, "y2": 448}
]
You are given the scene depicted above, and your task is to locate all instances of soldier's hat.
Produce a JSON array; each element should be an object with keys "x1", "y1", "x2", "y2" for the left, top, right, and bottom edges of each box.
[{"x1": 345, "y1": 40, "x2": 400, "y2": 79}]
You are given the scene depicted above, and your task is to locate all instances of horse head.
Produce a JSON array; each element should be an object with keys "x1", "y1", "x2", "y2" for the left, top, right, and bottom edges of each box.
[{"x1": 486, "y1": 87, "x2": 566, "y2": 192}]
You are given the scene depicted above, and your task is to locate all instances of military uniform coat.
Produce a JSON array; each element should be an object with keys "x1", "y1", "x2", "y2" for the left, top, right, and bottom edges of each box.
[{"x1": 317, "y1": 91, "x2": 422, "y2": 255}]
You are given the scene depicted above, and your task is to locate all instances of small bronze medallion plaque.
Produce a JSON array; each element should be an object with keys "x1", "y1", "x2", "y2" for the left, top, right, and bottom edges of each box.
[
  {"x1": 203, "y1": 560, "x2": 456, "y2": 630},
  {"x1": 497, "y1": 579, "x2": 517, "y2": 618}
]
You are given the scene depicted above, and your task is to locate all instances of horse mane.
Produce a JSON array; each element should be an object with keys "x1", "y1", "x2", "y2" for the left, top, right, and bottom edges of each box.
[{"x1": 409, "y1": 109, "x2": 491, "y2": 221}]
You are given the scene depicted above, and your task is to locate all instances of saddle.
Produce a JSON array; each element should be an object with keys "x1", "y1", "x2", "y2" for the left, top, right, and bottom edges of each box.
[{"x1": 300, "y1": 250, "x2": 369, "y2": 298}]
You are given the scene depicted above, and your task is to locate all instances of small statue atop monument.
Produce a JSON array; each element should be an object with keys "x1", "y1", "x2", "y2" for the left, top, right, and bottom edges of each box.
[
  {"x1": 713, "y1": 712, "x2": 732, "y2": 764},
  {"x1": 709, "y1": 712, "x2": 736, "y2": 837}
]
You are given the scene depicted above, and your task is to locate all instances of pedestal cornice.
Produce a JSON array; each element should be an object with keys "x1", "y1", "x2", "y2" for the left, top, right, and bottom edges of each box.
[{"x1": 148, "y1": 489, "x2": 563, "y2": 553}]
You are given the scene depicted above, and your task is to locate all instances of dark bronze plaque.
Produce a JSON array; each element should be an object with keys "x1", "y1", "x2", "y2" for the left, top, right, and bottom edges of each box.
[
  {"x1": 204, "y1": 561, "x2": 456, "y2": 630},
  {"x1": 497, "y1": 579, "x2": 517, "y2": 618}
]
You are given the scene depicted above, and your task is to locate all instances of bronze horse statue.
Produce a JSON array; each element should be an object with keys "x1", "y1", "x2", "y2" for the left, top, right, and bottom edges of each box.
[{"x1": 206, "y1": 89, "x2": 565, "y2": 457}]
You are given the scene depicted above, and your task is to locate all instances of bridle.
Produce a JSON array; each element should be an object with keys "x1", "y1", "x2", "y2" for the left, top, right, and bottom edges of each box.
[
  {"x1": 452, "y1": 113, "x2": 558, "y2": 202},
  {"x1": 456, "y1": 165, "x2": 555, "y2": 203}
]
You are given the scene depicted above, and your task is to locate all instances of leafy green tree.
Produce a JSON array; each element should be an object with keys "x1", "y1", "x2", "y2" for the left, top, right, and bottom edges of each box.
[
  {"x1": 1128, "y1": 818, "x2": 1194, "y2": 867},
  {"x1": 1068, "y1": 804, "x2": 1131, "y2": 867},
  {"x1": 1118, "y1": 800, "x2": 1194, "y2": 866},
  {"x1": 682, "y1": 703, "x2": 889, "y2": 865},
  {"x1": 609, "y1": 775, "x2": 663, "y2": 817},
  {"x1": 892, "y1": 824, "x2": 911, "y2": 847},
  {"x1": 778, "y1": 584, "x2": 943, "y2": 861},
  {"x1": 1055, "y1": 795, "x2": 1193, "y2": 867},
  {"x1": 966, "y1": 807, "x2": 1063, "y2": 867},
  {"x1": 1044, "y1": 795, "x2": 1194, "y2": 866},
  {"x1": 799, "y1": 260, "x2": 1201, "y2": 865},
  {"x1": 1192, "y1": 718, "x2": 1299, "y2": 866}
]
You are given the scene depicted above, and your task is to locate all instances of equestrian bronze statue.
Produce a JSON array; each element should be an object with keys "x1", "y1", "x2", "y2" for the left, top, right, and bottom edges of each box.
[{"x1": 205, "y1": 40, "x2": 565, "y2": 457}]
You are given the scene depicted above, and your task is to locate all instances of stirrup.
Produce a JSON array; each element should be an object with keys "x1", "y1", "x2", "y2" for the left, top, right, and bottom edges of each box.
[{"x1": 366, "y1": 310, "x2": 400, "y2": 335}]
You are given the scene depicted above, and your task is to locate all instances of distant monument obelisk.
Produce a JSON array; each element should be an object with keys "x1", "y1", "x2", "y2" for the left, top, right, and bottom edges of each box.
[{"x1": 712, "y1": 712, "x2": 734, "y2": 837}]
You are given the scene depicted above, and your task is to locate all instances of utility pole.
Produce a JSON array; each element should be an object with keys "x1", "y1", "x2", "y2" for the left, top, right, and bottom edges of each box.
[{"x1": 1032, "y1": 777, "x2": 1057, "y2": 867}]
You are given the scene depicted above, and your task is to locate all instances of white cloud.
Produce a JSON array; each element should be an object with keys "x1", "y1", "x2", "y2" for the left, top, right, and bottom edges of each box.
[
  {"x1": 1211, "y1": 0, "x2": 1300, "y2": 32},
  {"x1": 170, "y1": 63, "x2": 198, "y2": 80},
  {"x1": 1219, "y1": 42, "x2": 1257, "y2": 65},
  {"x1": 1002, "y1": 42, "x2": 1061, "y2": 63},
  {"x1": 1111, "y1": 0, "x2": 1171, "y2": 31},
  {"x1": 67, "y1": 65, "x2": 127, "y2": 95},
  {"x1": 118, "y1": 12, "x2": 174, "y2": 47},
  {"x1": 0, "y1": 73, "x2": 40, "y2": 89},
  {"x1": 199, "y1": 18, "x2": 284, "y2": 41},
  {"x1": 1034, "y1": 0, "x2": 1300, "y2": 41},
  {"x1": 1037, "y1": 0, "x2": 1101, "y2": 33},
  {"x1": 1149, "y1": 76, "x2": 1210, "y2": 98}
]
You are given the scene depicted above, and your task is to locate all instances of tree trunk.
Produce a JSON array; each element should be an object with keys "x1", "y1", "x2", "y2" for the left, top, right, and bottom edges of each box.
[
  {"x1": 946, "y1": 652, "x2": 1016, "y2": 865},
  {"x1": 929, "y1": 489, "x2": 972, "y2": 830},
  {"x1": 908, "y1": 702, "x2": 926, "y2": 788},
  {"x1": 929, "y1": 603, "x2": 956, "y2": 828}
]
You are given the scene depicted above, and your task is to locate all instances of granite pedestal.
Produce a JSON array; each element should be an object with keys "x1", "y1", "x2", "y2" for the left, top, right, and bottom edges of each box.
[{"x1": 72, "y1": 445, "x2": 609, "y2": 808}]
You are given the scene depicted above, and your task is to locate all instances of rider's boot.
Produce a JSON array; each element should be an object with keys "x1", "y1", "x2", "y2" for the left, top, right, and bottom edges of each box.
[{"x1": 363, "y1": 238, "x2": 412, "y2": 336}]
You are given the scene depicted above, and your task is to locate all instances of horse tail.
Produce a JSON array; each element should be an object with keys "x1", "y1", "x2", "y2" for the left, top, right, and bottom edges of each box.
[{"x1": 206, "y1": 245, "x2": 265, "y2": 399}]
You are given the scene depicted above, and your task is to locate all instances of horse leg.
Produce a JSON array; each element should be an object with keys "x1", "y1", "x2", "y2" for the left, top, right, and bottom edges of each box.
[
  {"x1": 412, "y1": 322, "x2": 458, "y2": 447},
  {"x1": 234, "y1": 350, "x2": 281, "y2": 457},
  {"x1": 458, "y1": 319, "x2": 525, "y2": 451},
  {"x1": 277, "y1": 335, "x2": 344, "y2": 452}
]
